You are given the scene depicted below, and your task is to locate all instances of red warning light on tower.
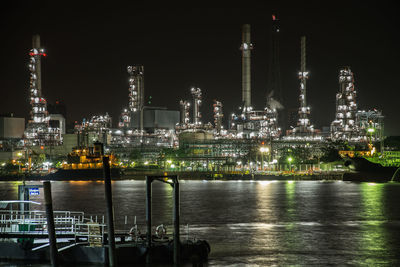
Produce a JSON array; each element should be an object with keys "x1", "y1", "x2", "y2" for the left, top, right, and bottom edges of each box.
[{"x1": 272, "y1": 14, "x2": 276, "y2": 21}]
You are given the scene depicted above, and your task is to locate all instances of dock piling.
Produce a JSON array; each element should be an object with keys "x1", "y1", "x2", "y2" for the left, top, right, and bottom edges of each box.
[
  {"x1": 103, "y1": 156, "x2": 116, "y2": 267},
  {"x1": 145, "y1": 176, "x2": 152, "y2": 264},
  {"x1": 173, "y1": 179, "x2": 180, "y2": 266},
  {"x1": 43, "y1": 181, "x2": 58, "y2": 267}
]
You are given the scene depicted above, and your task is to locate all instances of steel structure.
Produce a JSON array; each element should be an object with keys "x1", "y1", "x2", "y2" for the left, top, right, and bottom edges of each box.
[
  {"x1": 330, "y1": 67, "x2": 360, "y2": 141},
  {"x1": 213, "y1": 100, "x2": 223, "y2": 135},
  {"x1": 191, "y1": 87, "x2": 202, "y2": 125},
  {"x1": 295, "y1": 37, "x2": 313, "y2": 133},
  {"x1": 356, "y1": 109, "x2": 384, "y2": 143},
  {"x1": 119, "y1": 108, "x2": 130, "y2": 128},
  {"x1": 176, "y1": 88, "x2": 212, "y2": 133},
  {"x1": 179, "y1": 100, "x2": 190, "y2": 125},
  {"x1": 230, "y1": 24, "x2": 281, "y2": 140},
  {"x1": 286, "y1": 36, "x2": 318, "y2": 140},
  {"x1": 127, "y1": 66, "x2": 144, "y2": 113},
  {"x1": 24, "y1": 35, "x2": 61, "y2": 146},
  {"x1": 75, "y1": 114, "x2": 112, "y2": 146}
]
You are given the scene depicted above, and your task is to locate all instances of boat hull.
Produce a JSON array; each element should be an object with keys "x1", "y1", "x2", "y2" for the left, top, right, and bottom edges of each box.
[{"x1": 344, "y1": 157, "x2": 398, "y2": 182}]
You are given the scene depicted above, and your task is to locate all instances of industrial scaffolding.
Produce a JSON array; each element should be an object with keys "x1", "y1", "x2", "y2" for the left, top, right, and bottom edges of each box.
[
  {"x1": 74, "y1": 114, "x2": 112, "y2": 146},
  {"x1": 287, "y1": 36, "x2": 317, "y2": 140},
  {"x1": 229, "y1": 24, "x2": 281, "y2": 140},
  {"x1": 24, "y1": 35, "x2": 62, "y2": 147},
  {"x1": 119, "y1": 65, "x2": 145, "y2": 128},
  {"x1": 176, "y1": 87, "x2": 213, "y2": 132},
  {"x1": 213, "y1": 100, "x2": 224, "y2": 135},
  {"x1": 331, "y1": 67, "x2": 360, "y2": 141}
]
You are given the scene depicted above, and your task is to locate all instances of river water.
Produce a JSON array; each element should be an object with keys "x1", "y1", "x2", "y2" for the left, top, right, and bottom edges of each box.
[{"x1": 1, "y1": 180, "x2": 400, "y2": 266}]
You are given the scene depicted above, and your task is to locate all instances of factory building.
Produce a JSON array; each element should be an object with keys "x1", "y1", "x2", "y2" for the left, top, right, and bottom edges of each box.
[
  {"x1": 330, "y1": 67, "x2": 384, "y2": 145},
  {"x1": 130, "y1": 107, "x2": 179, "y2": 131},
  {"x1": 0, "y1": 116, "x2": 25, "y2": 140},
  {"x1": 0, "y1": 115, "x2": 25, "y2": 160}
]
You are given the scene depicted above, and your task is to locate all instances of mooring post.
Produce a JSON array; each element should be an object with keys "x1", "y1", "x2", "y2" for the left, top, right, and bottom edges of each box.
[
  {"x1": 145, "y1": 176, "x2": 152, "y2": 264},
  {"x1": 43, "y1": 181, "x2": 58, "y2": 267},
  {"x1": 103, "y1": 156, "x2": 116, "y2": 267},
  {"x1": 173, "y1": 178, "x2": 180, "y2": 266}
]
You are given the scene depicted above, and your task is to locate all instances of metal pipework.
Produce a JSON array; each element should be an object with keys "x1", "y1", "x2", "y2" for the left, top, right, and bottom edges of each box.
[
  {"x1": 213, "y1": 100, "x2": 223, "y2": 133},
  {"x1": 241, "y1": 24, "x2": 252, "y2": 108},
  {"x1": 127, "y1": 65, "x2": 144, "y2": 113},
  {"x1": 179, "y1": 100, "x2": 190, "y2": 125},
  {"x1": 190, "y1": 88, "x2": 202, "y2": 125}
]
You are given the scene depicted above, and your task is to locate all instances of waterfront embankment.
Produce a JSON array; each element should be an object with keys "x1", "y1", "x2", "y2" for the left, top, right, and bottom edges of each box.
[{"x1": 0, "y1": 170, "x2": 344, "y2": 181}]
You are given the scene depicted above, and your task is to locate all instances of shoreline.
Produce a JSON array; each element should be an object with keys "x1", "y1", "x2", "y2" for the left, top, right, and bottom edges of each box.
[{"x1": 0, "y1": 172, "x2": 344, "y2": 182}]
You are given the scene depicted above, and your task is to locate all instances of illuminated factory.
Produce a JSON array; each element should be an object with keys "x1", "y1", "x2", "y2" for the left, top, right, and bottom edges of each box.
[
  {"x1": 24, "y1": 35, "x2": 62, "y2": 147},
  {"x1": 284, "y1": 36, "x2": 320, "y2": 141},
  {"x1": 1, "y1": 18, "x2": 385, "y2": 169}
]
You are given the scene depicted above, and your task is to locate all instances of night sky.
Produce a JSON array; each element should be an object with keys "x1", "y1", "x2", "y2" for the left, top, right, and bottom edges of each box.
[{"x1": 1, "y1": 3, "x2": 399, "y2": 135}]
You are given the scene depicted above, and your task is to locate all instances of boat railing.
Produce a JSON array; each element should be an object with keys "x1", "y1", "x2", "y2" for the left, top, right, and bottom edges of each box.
[{"x1": 0, "y1": 209, "x2": 107, "y2": 244}]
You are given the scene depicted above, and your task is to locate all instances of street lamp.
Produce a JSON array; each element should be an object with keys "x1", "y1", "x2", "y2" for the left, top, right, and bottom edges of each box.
[
  {"x1": 287, "y1": 157, "x2": 293, "y2": 172},
  {"x1": 367, "y1": 127, "x2": 376, "y2": 155}
]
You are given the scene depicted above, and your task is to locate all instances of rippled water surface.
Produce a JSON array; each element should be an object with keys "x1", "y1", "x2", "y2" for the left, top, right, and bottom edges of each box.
[{"x1": 1, "y1": 180, "x2": 400, "y2": 266}]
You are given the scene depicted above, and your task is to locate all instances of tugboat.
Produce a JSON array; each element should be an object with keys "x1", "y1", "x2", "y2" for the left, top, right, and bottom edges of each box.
[
  {"x1": 342, "y1": 150, "x2": 400, "y2": 182},
  {"x1": 49, "y1": 142, "x2": 122, "y2": 180}
]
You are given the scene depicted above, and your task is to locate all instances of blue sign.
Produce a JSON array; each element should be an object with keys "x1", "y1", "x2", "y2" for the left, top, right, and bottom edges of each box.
[{"x1": 29, "y1": 188, "x2": 40, "y2": 196}]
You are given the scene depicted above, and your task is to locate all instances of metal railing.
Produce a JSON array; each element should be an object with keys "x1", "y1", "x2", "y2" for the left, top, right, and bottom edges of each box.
[{"x1": 0, "y1": 209, "x2": 106, "y2": 245}]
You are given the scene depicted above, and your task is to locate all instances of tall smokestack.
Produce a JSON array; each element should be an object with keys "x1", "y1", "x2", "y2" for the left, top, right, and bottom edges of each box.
[
  {"x1": 300, "y1": 36, "x2": 307, "y2": 107},
  {"x1": 32, "y1": 35, "x2": 42, "y2": 97},
  {"x1": 241, "y1": 24, "x2": 252, "y2": 108}
]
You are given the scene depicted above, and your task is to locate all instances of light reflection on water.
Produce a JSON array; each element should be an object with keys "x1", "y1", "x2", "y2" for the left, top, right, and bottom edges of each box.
[{"x1": 1, "y1": 180, "x2": 400, "y2": 266}]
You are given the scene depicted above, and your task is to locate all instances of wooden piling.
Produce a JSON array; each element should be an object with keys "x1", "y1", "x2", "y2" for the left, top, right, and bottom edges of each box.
[
  {"x1": 103, "y1": 156, "x2": 116, "y2": 267},
  {"x1": 173, "y1": 179, "x2": 180, "y2": 266},
  {"x1": 43, "y1": 181, "x2": 58, "y2": 267},
  {"x1": 145, "y1": 176, "x2": 152, "y2": 264}
]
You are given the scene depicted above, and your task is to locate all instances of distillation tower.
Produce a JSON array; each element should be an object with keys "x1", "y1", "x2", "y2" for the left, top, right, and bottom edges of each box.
[
  {"x1": 213, "y1": 100, "x2": 223, "y2": 135},
  {"x1": 179, "y1": 100, "x2": 190, "y2": 125},
  {"x1": 288, "y1": 36, "x2": 317, "y2": 139},
  {"x1": 176, "y1": 87, "x2": 212, "y2": 132},
  {"x1": 331, "y1": 67, "x2": 358, "y2": 140},
  {"x1": 24, "y1": 35, "x2": 61, "y2": 146},
  {"x1": 191, "y1": 88, "x2": 202, "y2": 125}
]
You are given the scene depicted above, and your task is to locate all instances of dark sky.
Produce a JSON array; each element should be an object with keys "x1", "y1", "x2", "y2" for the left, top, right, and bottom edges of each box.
[{"x1": 1, "y1": 3, "x2": 399, "y2": 135}]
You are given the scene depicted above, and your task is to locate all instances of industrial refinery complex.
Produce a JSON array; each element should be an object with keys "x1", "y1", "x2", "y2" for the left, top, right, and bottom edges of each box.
[{"x1": 0, "y1": 16, "x2": 386, "y2": 175}]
